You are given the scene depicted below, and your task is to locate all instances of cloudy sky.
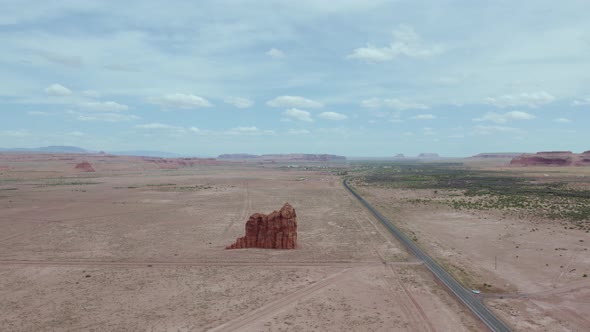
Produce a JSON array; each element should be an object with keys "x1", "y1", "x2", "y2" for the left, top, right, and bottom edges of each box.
[{"x1": 2, "y1": 0, "x2": 589, "y2": 157}]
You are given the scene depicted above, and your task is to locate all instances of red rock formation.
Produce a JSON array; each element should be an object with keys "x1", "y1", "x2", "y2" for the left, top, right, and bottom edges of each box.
[
  {"x1": 74, "y1": 161, "x2": 95, "y2": 172},
  {"x1": 227, "y1": 203, "x2": 298, "y2": 249},
  {"x1": 510, "y1": 151, "x2": 590, "y2": 166}
]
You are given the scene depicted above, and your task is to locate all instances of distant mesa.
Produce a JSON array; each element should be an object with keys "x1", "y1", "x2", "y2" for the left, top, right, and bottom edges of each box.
[
  {"x1": 218, "y1": 154, "x2": 258, "y2": 159},
  {"x1": 510, "y1": 151, "x2": 590, "y2": 166},
  {"x1": 470, "y1": 153, "x2": 523, "y2": 159},
  {"x1": 74, "y1": 162, "x2": 95, "y2": 172},
  {"x1": 417, "y1": 153, "x2": 439, "y2": 158},
  {"x1": 227, "y1": 202, "x2": 298, "y2": 249},
  {"x1": 218, "y1": 153, "x2": 346, "y2": 162},
  {"x1": 0, "y1": 146, "x2": 89, "y2": 154},
  {"x1": 393, "y1": 154, "x2": 405, "y2": 159},
  {"x1": 141, "y1": 157, "x2": 219, "y2": 169}
]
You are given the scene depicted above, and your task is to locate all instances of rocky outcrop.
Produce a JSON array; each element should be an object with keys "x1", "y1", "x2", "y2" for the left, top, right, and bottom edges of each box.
[
  {"x1": 227, "y1": 203, "x2": 298, "y2": 249},
  {"x1": 510, "y1": 151, "x2": 590, "y2": 166},
  {"x1": 74, "y1": 162, "x2": 95, "y2": 172}
]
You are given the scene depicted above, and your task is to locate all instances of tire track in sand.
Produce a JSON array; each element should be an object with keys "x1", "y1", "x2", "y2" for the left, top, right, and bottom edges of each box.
[
  {"x1": 207, "y1": 267, "x2": 355, "y2": 332},
  {"x1": 222, "y1": 181, "x2": 249, "y2": 235}
]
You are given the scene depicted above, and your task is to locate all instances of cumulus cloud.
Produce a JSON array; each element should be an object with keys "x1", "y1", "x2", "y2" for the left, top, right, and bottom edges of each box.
[
  {"x1": 554, "y1": 117, "x2": 572, "y2": 123},
  {"x1": 474, "y1": 111, "x2": 536, "y2": 123},
  {"x1": 45, "y1": 83, "x2": 72, "y2": 96},
  {"x1": 283, "y1": 108, "x2": 313, "y2": 122},
  {"x1": 150, "y1": 93, "x2": 212, "y2": 109},
  {"x1": 267, "y1": 96, "x2": 323, "y2": 109},
  {"x1": 135, "y1": 122, "x2": 186, "y2": 135},
  {"x1": 572, "y1": 97, "x2": 590, "y2": 106},
  {"x1": 484, "y1": 92, "x2": 555, "y2": 108},
  {"x1": 135, "y1": 123, "x2": 177, "y2": 130},
  {"x1": 347, "y1": 25, "x2": 443, "y2": 62},
  {"x1": 318, "y1": 111, "x2": 348, "y2": 120},
  {"x1": 266, "y1": 48, "x2": 285, "y2": 58},
  {"x1": 472, "y1": 125, "x2": 525, "y2": 135},
  {"x1": 361, "y1": 97, "x2": 429, "y2": 110},
  {"x1": 79, "y1": 101, "x2": 129, "y2": 112},
  {"x1": 67, "y1": 110, "x2": 138, "y2": 122},
  {"x1": 224, "y1": 97, "x2": 254, "y2": 108},
  {"x1": 411, "y1": 114, "x2": 436, "y2": 120},
  {"x1": 225, "y1": 126, "x2": 275, "y2": 136}
]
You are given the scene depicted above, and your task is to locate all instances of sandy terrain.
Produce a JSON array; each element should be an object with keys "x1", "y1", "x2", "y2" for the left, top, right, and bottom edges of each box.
[
  {"x1": 0, "y1": 154, "x2": 480, "y2": 331},
  {"x1": 356, "y1": 172, "x2": 590, "y2": 332}
]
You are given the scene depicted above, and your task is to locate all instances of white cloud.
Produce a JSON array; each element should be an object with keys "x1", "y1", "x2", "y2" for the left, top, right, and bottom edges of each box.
[
  {"x1": 347, "y1": 25, "x2": 443, "y2": 62},
  {"x1": 45, "y1": 83, "x2": 72, "y2": 96},
  {"x1": 361, "y1": 97, "x2": 429, "y2": 110},
  {"x1": 474, "y1": 111, "x2": 536, "y2": 123},
  {"x1": 283, "y1": 108, "x2": 313, "y2": 122},
  {"x1": 224, "y1": 97, "x2": 254, "y2": 108},
  {"x1": 472, "y1": 125, "x2": 525, "y2": 135},
  {"x1": 267, "y1": 96, "x2": 323, "y2": 109},
  {"x1": 411, "y1": 114, "x2": 436, "y2": 120},
  {"x1": 66, "y1": 131, "x2": 85, "y2": 137},
  {"x1": 288, "y1": 129, "x2": 310, "y2": 135},
  {"x1": 79, "y1": 101, "x2": 129, "y2": 112},
  {"x1": 150, "y1": 93, "x2": 212, "y2": 109},
  {"x1": 27, "y1": 111, "x2": 49, "y2": 116},
  {"x1": 189, "y1": 127, "x2": 201, "y2": 134},
  {"x1": 554, "y1": 117, "x2": 572, "y2": 123},
  {"x1": 68, "y1": 110, "x2": 138, "y2": 122},
  {"x1": 318, "y1": 111, "x2": 348, "y2": 120},
  {"x1": 82, "y1": 90, "x2": 101, "y2": 98},
  {"x1": 266, "y1": 48, "x2": 285, "y2": 58},
  {"x1": 0, "y1": 129, "x2": 30, "y2": 137},
  {"x1": 572, "y1": 97, "x2": 590, "y2": 106},
  {"x1": 225, "y1": 126, "x2": 275, "y2": 136},
  {"x1": 484, "y1": 92, "x2": 555, "y2": 108},
  {"x1": 135, "y1": 123, "x2": 177, "y2": 130}
]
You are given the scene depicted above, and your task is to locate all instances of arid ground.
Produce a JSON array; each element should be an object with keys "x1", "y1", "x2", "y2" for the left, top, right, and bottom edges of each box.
[
  {"x1": 0, "y1": 154, "x2": 481, "y2": 331},
  {"x1": 353, "y1": 163, "x2": 590, "y2": 332}
]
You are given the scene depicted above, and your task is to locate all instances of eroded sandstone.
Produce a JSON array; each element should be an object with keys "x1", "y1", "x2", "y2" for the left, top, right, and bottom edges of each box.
[{"x1": 227, "y1": 202, "x2": 298, "y2": 249}]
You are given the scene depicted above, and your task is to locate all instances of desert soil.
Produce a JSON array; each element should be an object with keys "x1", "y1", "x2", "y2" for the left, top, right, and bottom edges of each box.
[
  {"x1": 355, "y1": 170, "x2": 590, "y2": 332},
  {"x1": 0, "y1": 154, "x2": 480, "y2": 331}
]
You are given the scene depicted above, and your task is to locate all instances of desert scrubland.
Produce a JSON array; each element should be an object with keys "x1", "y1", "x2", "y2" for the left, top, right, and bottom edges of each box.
[
  {"x1": 352, "y1": 162, "x2": 590, "y2": 331},
  {"x1": 0, "y1": 154, "x2": 480, "y2": 332}
]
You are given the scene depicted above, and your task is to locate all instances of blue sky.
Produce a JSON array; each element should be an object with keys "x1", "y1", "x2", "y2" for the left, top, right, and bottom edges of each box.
[{"x1": 1, "y1": 0, "x2": 589, "y2": 157}]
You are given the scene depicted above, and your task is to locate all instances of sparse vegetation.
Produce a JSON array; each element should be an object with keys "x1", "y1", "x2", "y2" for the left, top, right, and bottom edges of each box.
[{"x1": 355, "y1": 163, "x2": 590, "y2": 230}]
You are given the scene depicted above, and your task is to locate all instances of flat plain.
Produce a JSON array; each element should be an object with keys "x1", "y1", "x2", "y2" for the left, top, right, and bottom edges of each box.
[
  {"x1": 0, "y1": 154, "x2": 480, "y2": 332},
  {"x1": 353, "y1": 162, "x2": 590, "y2": 331}
]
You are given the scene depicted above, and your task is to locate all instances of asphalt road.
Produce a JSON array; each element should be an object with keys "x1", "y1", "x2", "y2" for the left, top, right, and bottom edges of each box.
[{"x1": 343, "y1": 179, "x2": 512, "y2": 332}]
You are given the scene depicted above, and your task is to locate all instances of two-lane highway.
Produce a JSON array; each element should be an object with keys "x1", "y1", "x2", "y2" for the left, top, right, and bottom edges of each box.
[{"x1": 343, "y1": 179, "x2": 512, "y2": 332}]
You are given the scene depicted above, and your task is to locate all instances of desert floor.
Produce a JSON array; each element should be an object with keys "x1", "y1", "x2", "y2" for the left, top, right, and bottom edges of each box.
[
  {"x1": 355, "y1": 167, "x2": 590, "y2": 332},
  {"x1": 0, "y1": 155, "x2": 480, "y2": 332}
]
